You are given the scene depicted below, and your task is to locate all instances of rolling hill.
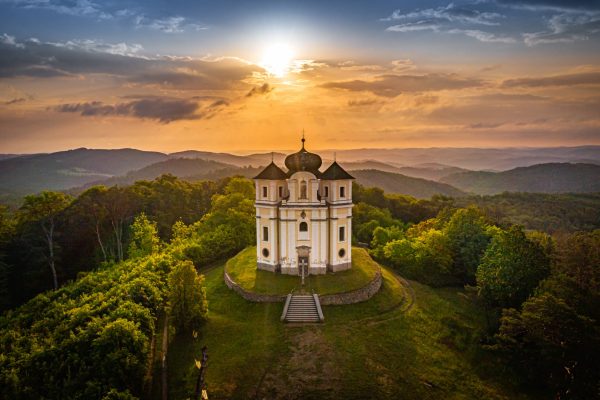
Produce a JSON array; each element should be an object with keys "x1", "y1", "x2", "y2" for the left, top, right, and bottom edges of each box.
[
  {"x1": 333, "y1": 146, "x2": 600, "y2": 171},
  {"x1": 0, "y1": 148, "x2": 167, "y2": 195},
  {"x1": 441, "y1": 163, "x2": 600, "y2": 195},
  {"x1": 351, "y1": 169, "x2": 465, "y2": 199},
  {"x1": 77, "y1": 158, "x2": 261, "y2": 190}
]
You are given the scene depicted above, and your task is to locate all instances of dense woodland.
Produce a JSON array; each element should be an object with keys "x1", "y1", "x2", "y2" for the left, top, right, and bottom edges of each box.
[{"x1": 0, "y1": 175, "x2": 598, "y2": 398}]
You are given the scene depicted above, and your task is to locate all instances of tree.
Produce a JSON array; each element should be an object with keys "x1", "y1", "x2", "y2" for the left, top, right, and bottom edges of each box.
[
  {"x1": 476, "y1": 226, "x2": 550, "y2": 309},
  {"x1": 494, "y1": 292, "x2": 599, "y2": 398},
  {"x1": 554, "y1": 230, "x2": 600, "y2": 294},
  {"x1": 444, "y1": 206, "x2": 491, "y2": 284},
  {"x1": 127, "y1": 213, "x2": 160, "y2": 259},
  {"x1": 18, "y1": 191, "x2": 71, "y2": 290},
  {"x1": 104, "y1": 187, "x2": 138, "y2": 261},
  {"x1": 71, "y1": 186, "x2": 110, "y2": 261},
  {"x1": 168, "y1": 260, "x2": 208, "y2": 332}
]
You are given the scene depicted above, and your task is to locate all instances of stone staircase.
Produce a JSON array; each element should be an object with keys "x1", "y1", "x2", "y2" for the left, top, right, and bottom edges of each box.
[{"x1": 281, "y1": 294, "x2": 324, "y2": 323}]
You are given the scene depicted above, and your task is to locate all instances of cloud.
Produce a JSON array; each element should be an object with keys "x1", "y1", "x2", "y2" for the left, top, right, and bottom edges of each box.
[
  {"x1": 4, "y1": 97, "x2": 26, "y2": 105},
  {"x1": 382, "y1": 4, "x2": 517, "y2": 43},
  {"x1": 386, "y1": 21, "x2": 442, "y2": 32},
  {"x1": 2, "y1": 0, "x2": 112, "y2": 19},
  {"x1": 448, "y1": 29, "x2": 517, "y2": 43},
  {"x1": 391, "y1": 59, "x2": 415, "y2": 72},
  {"x1": 501, "y1": 71, "x2": 600, "y2": 87},
  {"x1": 347, "y1": 98, "x2": 382, "y2": 107},
  {"x1": 0, "y1": 33, "x2": 24, "y2": 48},
  {"x1": 468, "y1": 122, "x2": 506, "y2": 129},
  {"x1": 522, "y1": 11, "x2": 600, "y2": 45},
  {"x1": 321, "y1": 74, "x2": 484, "y2": 97},
  {"x1": 48, "y1": 39, "x2": 144, "y2": 56},
  {"x1": 246, "y1": 83, "x2": 273, "y2": 97},
  {"x1": 134, "y1": 15, "x2": 207, "y2": 33},
  {"x1": 496, "y1": 0, "x2": 600, "y2": 12},
  {"x1": 52, "y1": 97, "x2": 207, "y2": 123},
  {"x1": 0, "y1": 36, "x2": 261, "y2": 90},
  {"x1": 382, "y1": 3, "x2": 504, "y2": 26}
]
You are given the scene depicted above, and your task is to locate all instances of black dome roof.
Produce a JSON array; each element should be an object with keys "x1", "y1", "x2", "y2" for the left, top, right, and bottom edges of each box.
[{"x1": 285, "y1": 137, "x2": 322, "y2": 175}]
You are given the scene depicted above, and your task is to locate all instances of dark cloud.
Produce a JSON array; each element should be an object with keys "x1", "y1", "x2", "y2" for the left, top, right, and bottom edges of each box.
[
  {"x1": 321, "y1": 74, "x2": 484, "y2": 97},
  {"x1": 501, "y1": 71, "x2": 600, "y2": 88},
  {"x1": 468, "y1": 122, "x2": 506, "y2": 129},
  {"x1": 0, "y1": 37, "x2": 261, "y2": 90},
  {"x1": 53, "y1": 97, "x2": 203, "y2": 123},
  {"x1": 4, "y1": 97, "x2": 26, "y2": 105},
  {"x1": 347, "y1": 98, "x2": 381, "y2": 107},
  {"x1": 245, "y1": 83, "x2": 273, "y2": 97}
]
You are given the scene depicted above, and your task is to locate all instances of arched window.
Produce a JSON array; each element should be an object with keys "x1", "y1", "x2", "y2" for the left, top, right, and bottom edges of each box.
[
  {"x1": 300, "y1": 180, "x2": 307, "y2": 199},
  {"x1": 299, "y1": 222, "x2": 308, "y2": 232}
]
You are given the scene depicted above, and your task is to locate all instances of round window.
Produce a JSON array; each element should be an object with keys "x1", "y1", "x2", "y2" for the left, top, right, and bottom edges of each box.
[
  {"x1": 338, "y1": 248, "x2": 346, "y2": 258},
  {"x1": 262, "y1": 248, "x2": 270, "y2": 258}
]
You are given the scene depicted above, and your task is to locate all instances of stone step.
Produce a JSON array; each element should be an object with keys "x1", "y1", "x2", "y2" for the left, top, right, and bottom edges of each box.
[{"x1": 281, "y1": 294, "x2": 324, "y2": 323}]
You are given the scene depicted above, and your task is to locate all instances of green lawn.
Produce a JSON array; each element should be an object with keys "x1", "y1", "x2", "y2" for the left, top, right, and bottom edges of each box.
[
  {"x1": 167, "y1": 250, "x2": 528, "y2": 400},
  {"x1": 225, "y1": 246, "x2": 379, "y2": 295}
]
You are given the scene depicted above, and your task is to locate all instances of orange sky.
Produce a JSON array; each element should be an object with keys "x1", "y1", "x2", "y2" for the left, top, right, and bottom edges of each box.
[{"x1": 1, "y1": 0, "x2": 600, "y2": 153}]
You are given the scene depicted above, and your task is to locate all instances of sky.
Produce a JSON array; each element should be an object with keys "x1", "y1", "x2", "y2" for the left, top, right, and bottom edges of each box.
[{"x1": 0, "y1": 0, "x2": 599, "y2": 154}]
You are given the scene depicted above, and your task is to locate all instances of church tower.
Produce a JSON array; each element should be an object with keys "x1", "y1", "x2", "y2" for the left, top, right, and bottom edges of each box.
[{"x1": 254, "y1": 137, "x2": 354, "y2": 276}]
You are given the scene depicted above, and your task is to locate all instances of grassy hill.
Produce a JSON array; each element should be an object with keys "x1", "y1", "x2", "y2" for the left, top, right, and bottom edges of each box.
[
  {"x1": 166, "y1": 257, "x2": 526, "y2": 400},
  {"x1": 441, "y1": 163, "x2": 600, "y2": 195},
  {"x1": 352, "y1": 169, "x2": 465, "y2": 199}
]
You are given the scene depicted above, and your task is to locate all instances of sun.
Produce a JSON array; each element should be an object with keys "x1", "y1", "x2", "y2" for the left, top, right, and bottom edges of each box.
[{"x1": 260, "y1": 43, "x2": 295, "y2": 78}]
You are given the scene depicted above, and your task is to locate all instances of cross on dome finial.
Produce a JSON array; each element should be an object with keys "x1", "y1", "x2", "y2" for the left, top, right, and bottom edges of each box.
[{"x1": 301, "y1": 129, "x2": 306, "y2": 149}]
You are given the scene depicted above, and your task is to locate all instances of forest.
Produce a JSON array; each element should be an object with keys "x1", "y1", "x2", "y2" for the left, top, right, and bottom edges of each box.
[{"x1": 0, "y1": 175, "x2": 598, "y2": 399}]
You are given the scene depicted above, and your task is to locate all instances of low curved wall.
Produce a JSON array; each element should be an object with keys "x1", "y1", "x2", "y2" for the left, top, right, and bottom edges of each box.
[
  {"x1": 319, "y1": 269, "x2": 382, "y2": 306},
  {"x1": 223, "y1": 270, "x2": 287, "y2": 303},
  {"x1": 224, "y1": 265, "x2": 383, "y2": 305}
]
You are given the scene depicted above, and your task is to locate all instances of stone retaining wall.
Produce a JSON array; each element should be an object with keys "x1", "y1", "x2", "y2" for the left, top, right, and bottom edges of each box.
[
  {"x1": 224, "y1": 267, "x2": 383, "y2": 305},
  {"x1": 319, "y1": 269, "x2": 382, "y2": 305},
  {"x1": 223, "y1": 270, "x2": 286, "y2": 303}
]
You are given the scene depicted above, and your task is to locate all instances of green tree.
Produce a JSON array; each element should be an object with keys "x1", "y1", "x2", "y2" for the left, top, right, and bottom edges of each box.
[
  {"x1": 18, "y1": 191, "x2": 71, "y2": 289},
  {"x1": 444, "y1": 206, "x2": 491, "y2": 284},
  {"x1": 494, "y1": 292, "x2": 599, "y2": 398},
  {"x1": 127, "y1": 213, "x2": 160, "y2": 259},
  {"x1": 168, "y1": 260, "x2": 208, "y2": 331},
  {"x1": 476, "y1": 226, "x2": 550, "y2": 308}
]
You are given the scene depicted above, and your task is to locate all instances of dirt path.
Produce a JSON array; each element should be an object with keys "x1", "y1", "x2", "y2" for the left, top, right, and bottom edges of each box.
[
  {"x1": 253, "y1": 327, "x2": 342, "y2": 399},
  {"x1": 161, "y1": 314, "x2": 169, "y2": 400}
]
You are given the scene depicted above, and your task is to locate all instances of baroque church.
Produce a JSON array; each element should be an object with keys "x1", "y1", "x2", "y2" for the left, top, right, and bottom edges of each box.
[{"x1": 254, "y1": 137, "x2": 354, "y2": 276}]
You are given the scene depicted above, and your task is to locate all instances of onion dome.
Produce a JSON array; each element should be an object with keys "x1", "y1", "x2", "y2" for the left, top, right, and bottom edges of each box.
[
  {"x1": 254, "y1": 161, "x2": 287, "y2": 180},
  {"x1": 284, "y1": 137, "x2": 322, "y2": 176},
  {"x1": 321, "y1": 161, "x2": 355, "y2": 180}
]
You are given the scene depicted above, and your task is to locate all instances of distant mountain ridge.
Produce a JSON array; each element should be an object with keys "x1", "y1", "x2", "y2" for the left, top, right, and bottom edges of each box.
[
  {"x1": 1, "y1": 146, "x2": 599, "y2": 199},
  {"x1": 329, "y1": 146, "x2": 600, "y2": 171},
  {"x1": 351, "y1": 169, "x2": 465, "y2": 199},
  {"x1": 441, "y1": 163, "x2": 600, "y2": 195},
  {"x1": 0, "y1": 148, "x2": 168, "y2": 195}
]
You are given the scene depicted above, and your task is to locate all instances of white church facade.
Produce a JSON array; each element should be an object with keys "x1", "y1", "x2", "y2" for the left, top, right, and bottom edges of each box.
[{"x1": 254, "y1": 138, "x2": 354, "y2": 276}]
